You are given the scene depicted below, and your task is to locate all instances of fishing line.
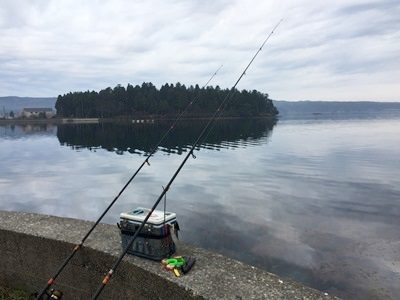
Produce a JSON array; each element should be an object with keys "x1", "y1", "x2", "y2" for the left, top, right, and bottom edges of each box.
[
  {"x1": 35, "y1": 65, "x2": 222, "y2": 300},
  {"x1": 91, "y1": 19, "x2": 283, "y2": 300},
  {"x1": 199, "y1": 20, "x2": 283, "y2": 147}
]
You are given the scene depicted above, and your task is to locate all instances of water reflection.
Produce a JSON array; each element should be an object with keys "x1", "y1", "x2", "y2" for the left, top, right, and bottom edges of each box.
[
  {"x1": 1, "y1": 117, "x2": 400, "y2": 300},
  {"x1": 0, "y1": 123, "x2": 56, "y2": 138},
  {"x1": 56, "y1": 119, "x2": 276, "y2": 154}
]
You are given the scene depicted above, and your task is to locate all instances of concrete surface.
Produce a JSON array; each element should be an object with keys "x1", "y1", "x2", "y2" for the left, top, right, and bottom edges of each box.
[{"x1": 0, "y1": 210, "x2": 340, "y2": 299}]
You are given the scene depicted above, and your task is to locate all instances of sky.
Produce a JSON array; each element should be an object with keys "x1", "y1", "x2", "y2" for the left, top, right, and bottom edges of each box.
[{"x1": 0, "y1": 0, "x2": 399, "y2": 101}]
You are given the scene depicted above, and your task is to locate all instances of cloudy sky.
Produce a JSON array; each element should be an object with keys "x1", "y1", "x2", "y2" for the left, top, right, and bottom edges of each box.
[{"x1": 0, "y1": 0, "x2": 399, "y2": 101}]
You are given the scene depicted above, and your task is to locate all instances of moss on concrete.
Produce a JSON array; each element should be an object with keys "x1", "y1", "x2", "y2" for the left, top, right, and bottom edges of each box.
[{"x1": 0, "y1": 286, "x2": 30, "y2": 300}]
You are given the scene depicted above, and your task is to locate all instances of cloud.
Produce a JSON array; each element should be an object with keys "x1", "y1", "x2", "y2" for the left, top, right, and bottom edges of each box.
[{"x1": 0, "y1": 0, "x2": 399, "y2": 101}]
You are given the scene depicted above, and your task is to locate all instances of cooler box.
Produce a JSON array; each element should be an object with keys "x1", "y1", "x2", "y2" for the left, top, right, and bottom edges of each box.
[{"x1": 119, "y1": 207, "x2": 177, "y2": 261}]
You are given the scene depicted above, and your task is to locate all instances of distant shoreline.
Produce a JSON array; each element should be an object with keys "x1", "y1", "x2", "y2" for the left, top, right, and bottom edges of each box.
[{"x1": 0, "y1": 115, "x2": 277, "y2": 125}]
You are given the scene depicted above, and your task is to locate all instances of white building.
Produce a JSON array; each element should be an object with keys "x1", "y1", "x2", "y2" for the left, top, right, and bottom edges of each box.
[{"x1": 22, "y1": 108, "x2": 55, "y2": 118}]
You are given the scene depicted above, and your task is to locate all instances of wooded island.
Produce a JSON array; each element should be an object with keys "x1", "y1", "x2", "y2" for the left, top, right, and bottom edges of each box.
[{"x1": 55, "y1": 83, "x2": 278, "y2": 118}]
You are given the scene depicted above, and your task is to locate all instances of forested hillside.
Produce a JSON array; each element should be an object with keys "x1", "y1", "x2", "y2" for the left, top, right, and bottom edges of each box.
[{"x1": 55, "y1": 82, "x2": 278, "y2": 118}]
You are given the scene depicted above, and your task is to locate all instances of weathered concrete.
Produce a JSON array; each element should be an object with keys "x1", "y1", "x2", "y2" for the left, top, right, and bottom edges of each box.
[{"x1": 0, "y1": 211, "x2": 340, "y2": 299}]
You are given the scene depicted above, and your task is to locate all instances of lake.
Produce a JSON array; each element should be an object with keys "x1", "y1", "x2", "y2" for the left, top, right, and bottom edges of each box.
[{"x1": 0, "y1": 115, "x2": 399, "y2": 299}]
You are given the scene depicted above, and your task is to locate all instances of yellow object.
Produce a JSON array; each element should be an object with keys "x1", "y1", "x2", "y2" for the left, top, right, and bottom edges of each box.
[{"x1": 173, "y1": 268, "x2": 181, "y2": 277}]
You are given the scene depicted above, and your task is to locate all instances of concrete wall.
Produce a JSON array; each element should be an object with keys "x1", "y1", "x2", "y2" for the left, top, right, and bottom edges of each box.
[{"x1": 0, "y1": 211, "x2": 339, "y2": 300}]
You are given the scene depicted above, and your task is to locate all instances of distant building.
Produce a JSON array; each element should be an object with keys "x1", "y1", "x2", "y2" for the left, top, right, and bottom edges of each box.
[{"x1": 22, "y1": 108, "x2": 55, "y2": 118}]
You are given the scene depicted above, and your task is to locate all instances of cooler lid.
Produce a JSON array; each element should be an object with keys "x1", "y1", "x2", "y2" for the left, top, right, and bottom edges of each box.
[{"x1": 120, "y1": 207, "x2": 176, "y2": 225}]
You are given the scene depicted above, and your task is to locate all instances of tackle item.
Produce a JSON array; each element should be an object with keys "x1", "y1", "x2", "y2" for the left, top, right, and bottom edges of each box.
[
  {"x1": 162, "y1": 256, "x2": 186, "y2": 270},
  {"x1": 173, "y1": 268, "x2": 181, "y2": 277},
  {"x1": 161, "y1": 256, "x2": 196, "y2": 276},
  {"x1": 119, "y1": 208, "x2": 179, "y2": 260},
  {"x1": 181, "y1": 256, "x2": 196, "y2": 274}
]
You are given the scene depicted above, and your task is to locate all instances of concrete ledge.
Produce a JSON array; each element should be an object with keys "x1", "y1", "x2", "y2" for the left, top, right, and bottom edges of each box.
[{"x1": 0, "y1": 211, "x2": 339, "y2": 299}]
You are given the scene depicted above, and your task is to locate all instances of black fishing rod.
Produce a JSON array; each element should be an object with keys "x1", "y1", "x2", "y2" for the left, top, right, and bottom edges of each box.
[
  {"x1": 91, "y1": 19, "x2": 283, "y2": 300},
  {"x1": 35, "y1": 66, "x2": 222, "y2": 300}
]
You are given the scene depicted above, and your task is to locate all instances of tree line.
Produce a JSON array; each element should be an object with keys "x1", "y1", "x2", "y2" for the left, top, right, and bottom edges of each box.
[{"x1": 55, "y1": 82, "x2": 278, "y2": 118}]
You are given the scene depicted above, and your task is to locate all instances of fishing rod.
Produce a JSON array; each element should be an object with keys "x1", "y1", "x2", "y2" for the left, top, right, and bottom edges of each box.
[
  {"x1": 91, "y1": 19, "x2": 283, "y2": 300},
  {"x1": 35, "y1": 66, "x2": 223, "y2": 300}
]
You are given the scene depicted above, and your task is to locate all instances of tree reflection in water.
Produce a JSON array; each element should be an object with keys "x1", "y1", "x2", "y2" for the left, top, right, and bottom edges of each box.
[{"x1": 56, "y1": 118, "x2": 277, "y2": 155}]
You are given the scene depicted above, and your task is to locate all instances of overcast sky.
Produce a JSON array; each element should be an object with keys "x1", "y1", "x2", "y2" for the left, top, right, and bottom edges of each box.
[{"x1": 0, "y1": 0, "x2": 399, "y2": 101}]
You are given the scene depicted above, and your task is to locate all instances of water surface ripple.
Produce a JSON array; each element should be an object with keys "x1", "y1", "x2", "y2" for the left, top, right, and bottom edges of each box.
[{"x1": 0, "y1": 117, "x2": 399, "y2": 299}]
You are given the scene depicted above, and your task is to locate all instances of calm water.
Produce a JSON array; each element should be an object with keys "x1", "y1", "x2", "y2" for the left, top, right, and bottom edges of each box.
[{"x1": 1, "y1": 116, "x2": 399, "y2": 299}]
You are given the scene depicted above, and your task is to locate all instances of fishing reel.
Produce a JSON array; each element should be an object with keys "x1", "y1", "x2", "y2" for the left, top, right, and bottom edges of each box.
[
  {"x1": 32, "y1": 289, "x2": 63, "y2": 300},
  {"x1": 48, "y1": 289, "x2": 63, "y2": 300}
]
